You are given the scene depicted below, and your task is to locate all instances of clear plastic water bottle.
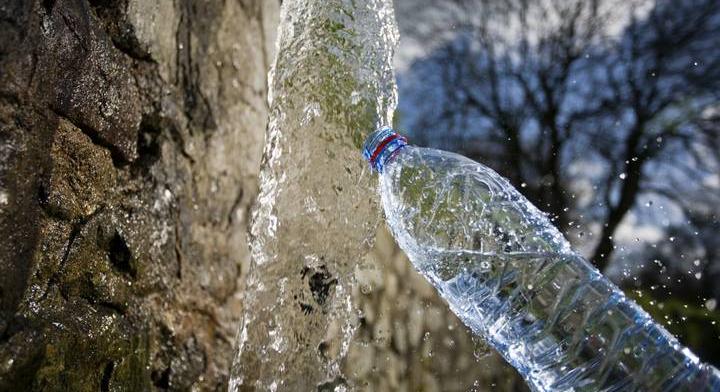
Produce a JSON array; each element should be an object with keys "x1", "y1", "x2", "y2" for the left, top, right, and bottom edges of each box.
[{"x1": 363, "y1": 126, "x2": 720, "y2": 391}]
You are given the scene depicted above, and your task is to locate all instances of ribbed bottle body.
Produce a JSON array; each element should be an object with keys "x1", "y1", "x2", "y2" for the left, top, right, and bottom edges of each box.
[{"x1": 379, "y1": 146, "x2": 720, "y2": 392}]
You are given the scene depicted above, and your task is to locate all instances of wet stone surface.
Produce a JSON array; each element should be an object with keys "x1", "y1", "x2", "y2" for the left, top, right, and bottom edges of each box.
[{"x1": 0, "y1": 0, "x2": 278, "y2": 390}]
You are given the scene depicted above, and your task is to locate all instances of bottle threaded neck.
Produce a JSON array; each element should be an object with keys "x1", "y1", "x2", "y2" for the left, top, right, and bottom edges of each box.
[{"x1": 362, "y1": 126, "x2": 407, "y2": 173}]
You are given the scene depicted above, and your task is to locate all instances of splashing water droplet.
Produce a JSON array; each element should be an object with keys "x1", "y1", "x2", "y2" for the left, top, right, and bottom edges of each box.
[
  {"x1": 706, "y1": 299, "x2": 717, "y2": 311},
  {"x1": 230, "y1": 0, "x2": 399, "y2": 389}
]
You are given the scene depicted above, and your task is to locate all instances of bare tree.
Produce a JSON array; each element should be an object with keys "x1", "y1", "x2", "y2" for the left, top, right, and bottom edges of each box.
[{"x1": 398, "y1": 0, "x2": 720, "y2": 272}]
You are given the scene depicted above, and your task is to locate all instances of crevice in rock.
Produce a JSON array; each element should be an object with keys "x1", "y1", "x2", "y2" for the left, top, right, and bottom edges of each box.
[
  {"x1": 107, "y1": 231, "x2": 135, "y2": 278},
  {"x1": 317, "y1": 376, "x2": 347, "y2": 392},
  {"x1": 41, "y1": 0, "x2": 56, "y2": 14},
  {"x1": 173, "y1": 218, "x2": 183, "y2": 280},
  {"x1": 151, "y1": 366, "x2": 171, "y2": 389},
  {"x1": 175, "y1": 0, "x2": 217, "y2": 134},
  {"x1": 37, "y1": 183, "x2": 49, "y2": 206},
  {"x1": 317, "y1": 341, "x2": 329, "y2": 360},
  {"x1": 97, "y1": 300, "x2": 127, "y2": 315},
  {"x1": 41, "y1": 207, "x2": 105, "y2": 303},
  {"x1": 110, "y1": 36, "x2": 153, "y2": 61},
  {"x1": 226, "y1": 188, "x2": 244, "y2": 226},
  {"x1": 302, "y1": 265, "x2": 337, "y2": 307},
  {"x1": 100, "y1": 360, "x2": 114, "y2": 392},
  {"x1": 44, "y1": 223, "x2": 83, "y2": 303},
  {"x1": 132, "y1": 113, "x2": 163, "y2": 177},
  {"x1": 167, "y1": 122, "x2": 195, "y2": 165}
]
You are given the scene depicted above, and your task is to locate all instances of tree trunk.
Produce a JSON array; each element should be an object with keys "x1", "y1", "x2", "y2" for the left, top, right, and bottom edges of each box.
[{"x1": 0, "y1": 0, "x2": 278, "y2": 390}]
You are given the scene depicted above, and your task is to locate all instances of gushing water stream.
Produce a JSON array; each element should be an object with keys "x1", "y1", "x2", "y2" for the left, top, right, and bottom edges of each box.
[{"x1": 229, "y1": 0, "x2": 398, "y2": 390}]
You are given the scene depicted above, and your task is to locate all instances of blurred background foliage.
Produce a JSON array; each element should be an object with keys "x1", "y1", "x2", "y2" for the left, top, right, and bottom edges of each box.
[{"x1": 393, "y1": 0, "x2": 720, "y2": 367}]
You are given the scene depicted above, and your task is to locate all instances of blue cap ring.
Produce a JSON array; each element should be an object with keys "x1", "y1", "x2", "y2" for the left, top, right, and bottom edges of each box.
[{"x1": 362, "y1": 126, "x2": 408, "y2": 173}]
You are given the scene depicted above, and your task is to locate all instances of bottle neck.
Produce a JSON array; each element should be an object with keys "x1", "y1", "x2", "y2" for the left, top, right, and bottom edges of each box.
[{"x1": 362, "y1": 126, "x2": 408, "y2": 173}]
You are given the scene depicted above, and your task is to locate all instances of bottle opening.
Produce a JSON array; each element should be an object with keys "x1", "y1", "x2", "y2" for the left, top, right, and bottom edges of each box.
[{"x1": 362, "y1": 126, "x2": 408, "y2": 172}]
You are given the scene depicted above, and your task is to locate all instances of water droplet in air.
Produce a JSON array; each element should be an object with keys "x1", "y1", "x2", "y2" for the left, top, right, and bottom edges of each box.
[
  {"x1": 619, "y1": 173, "x2": 627, "y2": 180},
  {"x1": 706, "y1": 299, "x2": 717, "y2": 311}
]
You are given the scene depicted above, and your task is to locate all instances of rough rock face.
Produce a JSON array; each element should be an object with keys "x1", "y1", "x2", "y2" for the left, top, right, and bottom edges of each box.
[{"x1": 0, "y1": 0, "x2": 278, "y2": 390}]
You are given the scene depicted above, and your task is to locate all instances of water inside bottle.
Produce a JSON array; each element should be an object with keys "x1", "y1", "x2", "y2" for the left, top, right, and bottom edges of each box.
[{"x1": 378, "y1": 143, "x2": 720, "y2": 391}]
